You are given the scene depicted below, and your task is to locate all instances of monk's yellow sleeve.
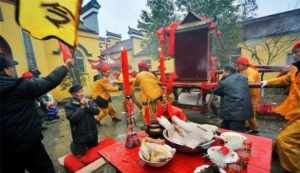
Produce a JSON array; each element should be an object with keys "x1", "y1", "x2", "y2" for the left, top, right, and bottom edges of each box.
[
  {"x1": 248, "y1": 70, "x2": 260, "y2": 83},
  {"x1": 267, "y1": 73, "x2": 291, "y2": 87},
  {"x1": 104, "y1": 83, "x2": 119, "y2": 92}
]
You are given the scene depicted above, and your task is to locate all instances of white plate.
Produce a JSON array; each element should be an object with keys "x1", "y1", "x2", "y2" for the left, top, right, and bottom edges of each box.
[
  {"x1": 220, "y1": 132, "x2": 247, "y2": 150},
  {"x1": 207, "y1": 146, "x2": 239, "y2": 167},
  {"x1": 194, "y1": 165, "x2": 226, "y2": 173}
]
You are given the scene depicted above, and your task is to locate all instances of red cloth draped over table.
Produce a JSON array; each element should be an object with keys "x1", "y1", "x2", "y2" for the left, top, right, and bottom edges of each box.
[{"x1": 98, "y1": 132, "x2": 272, "y2": 173}]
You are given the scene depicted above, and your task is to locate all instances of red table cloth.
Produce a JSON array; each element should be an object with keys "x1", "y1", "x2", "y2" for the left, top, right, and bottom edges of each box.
[{"x1": 98, "y1": 132, "x2": 272, "y2": 173}]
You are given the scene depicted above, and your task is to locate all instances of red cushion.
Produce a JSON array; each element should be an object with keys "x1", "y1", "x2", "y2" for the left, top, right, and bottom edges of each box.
[
  {"x1": 64, "y1": 154, "x2": 85, "y2": 173},
  {"x1": 63, "y1": 138, "x2": 117, "y2": 172},
  {"x1": 79, "y1": 138, "x2": 117, "y2": 164},
  {"x1": 79, "y1": 146, "x2": 101, "y2": 165}
]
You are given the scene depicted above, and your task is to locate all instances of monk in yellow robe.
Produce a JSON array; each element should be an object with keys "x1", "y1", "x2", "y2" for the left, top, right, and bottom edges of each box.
[
  {"x1": 92, "y1": 63, "x2": 121, "y2": 124},
  {"x1": 262, "y1": 41, "x2": 300, "y2": 172},
  {"x1": 132, "y1": 61, "x2": 163, "y2": 124},
  {"x1": 236, "y1": 56, "x2": 260, "y2": 133}
]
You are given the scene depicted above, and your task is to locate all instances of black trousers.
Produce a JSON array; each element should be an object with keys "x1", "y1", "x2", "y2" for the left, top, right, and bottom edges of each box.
[
  {"x1": 3, "y1": 142, "x2": 55, "y2": 173},
  {"x1": 221, "y1": 120, "x2": 246, "y2": 132}
]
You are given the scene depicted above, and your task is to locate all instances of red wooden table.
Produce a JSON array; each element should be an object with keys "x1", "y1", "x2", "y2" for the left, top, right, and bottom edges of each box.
[{"x1": 98, "y1": 132, "x2": 272, "y2": 173}]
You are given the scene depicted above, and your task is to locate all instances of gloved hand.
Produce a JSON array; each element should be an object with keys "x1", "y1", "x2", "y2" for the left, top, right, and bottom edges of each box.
[{"x1": 261, "y1": 81, "x2": 268, "y2": 88}]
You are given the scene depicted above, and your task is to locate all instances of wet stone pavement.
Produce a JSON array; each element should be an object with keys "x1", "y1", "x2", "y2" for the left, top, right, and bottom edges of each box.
[{"x1": 43, "y1": 95, "x2": 286, "y2": 173}]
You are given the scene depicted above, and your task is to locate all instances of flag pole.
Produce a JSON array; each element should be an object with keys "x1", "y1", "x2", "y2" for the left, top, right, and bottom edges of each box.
[{"x1": 68, "y1": 0, "x2": 83, "y2": 85}]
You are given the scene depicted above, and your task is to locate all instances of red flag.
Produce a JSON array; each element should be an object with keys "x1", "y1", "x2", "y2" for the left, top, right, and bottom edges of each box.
[
  {"x1": 59, "y1": 41, "x2": 72, "y2": 62},
  {"x1": 166, "y1": 22, "x2": 177, "y2": 57}
]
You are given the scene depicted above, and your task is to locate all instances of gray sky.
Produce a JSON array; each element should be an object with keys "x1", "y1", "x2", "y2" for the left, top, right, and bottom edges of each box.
[{"x1": 83, "y1": 0, "x2": 300, "y2": 39}]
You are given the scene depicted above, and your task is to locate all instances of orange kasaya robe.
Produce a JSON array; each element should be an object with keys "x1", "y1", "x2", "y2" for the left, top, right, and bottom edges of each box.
[
  {"x1": 240, "y1": 67, "x2": 260, "y2": 129},
  {"x1": 92, "y1": 77, "x2": 119, "y2": 121},
  {"x1": 267, "y1": 65, "x2": 300, "y2": 172},
  {"x1": 134, "y1": 71, "x2": 163, "y2": 104},
  {"x1": 267, "y1": 66, "x2": 300, "y2": 120}
]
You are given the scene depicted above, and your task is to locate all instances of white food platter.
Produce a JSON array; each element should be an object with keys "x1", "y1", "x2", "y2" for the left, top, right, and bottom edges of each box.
[
  {"x1": 207, "y1": 146, "x2": 239, "y2": 167},
  {"x1": 220, "y1": 132, "x2": 247, "y2": 150},
  {"x1": 194, "y1": 165, "x2": 227, "y2": 173}
]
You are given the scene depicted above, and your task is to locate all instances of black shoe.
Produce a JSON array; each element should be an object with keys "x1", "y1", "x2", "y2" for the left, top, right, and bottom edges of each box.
[
  {"x1": 112, "y1": 117, "x2": 121, "y2": 122},
  {"x1": 41, "y1": 125, "x2": 48, "y2": 131}
]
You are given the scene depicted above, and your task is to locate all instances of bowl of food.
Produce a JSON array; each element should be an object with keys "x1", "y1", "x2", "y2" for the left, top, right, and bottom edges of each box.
[
  {"x1": 139, "y1": 137, "x2": 176, "y2": 167},
  {"x1": 146, "y1": 122, "x2": 164, "y2": 138}
]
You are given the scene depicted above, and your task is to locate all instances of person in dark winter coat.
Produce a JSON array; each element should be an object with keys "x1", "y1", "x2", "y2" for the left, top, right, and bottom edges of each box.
[
  {"x1": 214, "y1": 65, "x2": 253, "y2": 132},
  {"x1": 64, "y1": 85, "x2": 100, "y2": 156},
  {"x1": 0, "y1": 54, "x2": 73, "y2": 173}
]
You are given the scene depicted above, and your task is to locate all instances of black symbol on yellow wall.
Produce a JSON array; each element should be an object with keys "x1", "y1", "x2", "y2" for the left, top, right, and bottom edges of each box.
[{"x1": 41, "y1": 3, "x2": 75, "y2": 28}]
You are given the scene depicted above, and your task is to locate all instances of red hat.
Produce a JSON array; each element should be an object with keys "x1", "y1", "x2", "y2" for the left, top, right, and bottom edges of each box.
[
  {"x1": 22, "y1": 71, "x2": 33, "y2": 79},
  {"x1": 138, "y1": 60, "x2": 150, "y2": 71},
  {"x1": 235, "y1": 56, "x2": 250, "y2": 66},
  {"x1": 292, "y1": 41, "x2": 300, "y2": 52},
  {"x1": 99, "y1": 63, "x2": 110, "y2": 73}
]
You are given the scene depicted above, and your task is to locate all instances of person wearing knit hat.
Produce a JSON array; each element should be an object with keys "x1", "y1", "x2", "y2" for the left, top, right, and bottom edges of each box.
[
  {"x1": 0, "y1": 53, "x2": 18, "y2": 77},
  {"x1": 91, "y1": 63, "x2": 121, "y2": 124},
  {"x1": 1, "y1": 53, "x2": 73, "y2": 173},
  {"x1": 65, "y1": 84, "x2": 99, "y2": 156},
  {"x1": 261, "y1": 41, "x2": 300, "y2": 172},
  {"x1": 213, "y1": 64, "x2": 253, "y2": 132},
  {"x1": 235, "y1": 56, "x2": 260, "y2": 134}
]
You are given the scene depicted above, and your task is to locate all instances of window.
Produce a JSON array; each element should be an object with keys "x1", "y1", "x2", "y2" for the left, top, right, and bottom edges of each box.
[
  {"x1": 231, "y1": 47, "x2": 242, "y2": 61},
  {"x1": 22, "y1": 30, "x2": 37, "y2": 70},
  {"x1": 286, "y1": 52, "x2": 295, "y2": 65},
  {"x1": 74, "y1": 50, "x2": 85, "y2": 73},
  {"x1": 0, "y1": 7, "x2": 3, "y2": 21}
]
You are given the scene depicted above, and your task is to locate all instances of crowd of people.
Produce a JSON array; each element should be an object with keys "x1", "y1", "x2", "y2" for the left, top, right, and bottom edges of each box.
[{"x1": 1, "y1": 41, "x2": 300, "y2": 173}]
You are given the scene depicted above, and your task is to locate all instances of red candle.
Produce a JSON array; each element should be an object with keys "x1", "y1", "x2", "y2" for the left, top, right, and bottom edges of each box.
[
  {"x1": 159, "y1": 48, "x2": 166, "y2": 85},
  {"x1": 121, "y1": 48, "x2": 131, "y2": 96}
]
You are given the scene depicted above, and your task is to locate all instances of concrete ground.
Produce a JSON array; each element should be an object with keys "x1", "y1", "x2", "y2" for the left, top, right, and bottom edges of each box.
[{"x1": 43, "y1": 95, "x2": 286, "y2": 173}]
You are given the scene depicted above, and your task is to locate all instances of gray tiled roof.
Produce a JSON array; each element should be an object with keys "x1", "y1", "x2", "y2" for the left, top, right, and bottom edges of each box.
[
  {"x1": 102, "y1": 39, "x2": 132, "y2": 56},
  {"x1": 241, "y1": 8, "x2": 300, "y2": 40},
  {"x1": 106, "y1": 31, "x2": 122, "y2": 39},
  {"x1": 81, "y1": 0, "x2": 100, "y2": 14},
  {"x1": 128, "y1": 26, "x2": 143, "y2": 37}
]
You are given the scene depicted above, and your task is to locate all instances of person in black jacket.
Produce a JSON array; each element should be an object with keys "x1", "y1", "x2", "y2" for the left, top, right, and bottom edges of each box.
[
  {"x1": 0, "y1": 54, "x2": 73, "y2": 173},
  {"x1": 213, "y1": 65, "x2": 253, "y2": 132},
  {"x1": 64, "y1": 85, "x2": 100, "y2": 156}
]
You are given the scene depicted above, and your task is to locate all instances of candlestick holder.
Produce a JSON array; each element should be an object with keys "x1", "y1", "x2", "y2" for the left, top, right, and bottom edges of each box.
[{"x1": 124, "y1": 97, "x2": 140, "y2": 148}]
